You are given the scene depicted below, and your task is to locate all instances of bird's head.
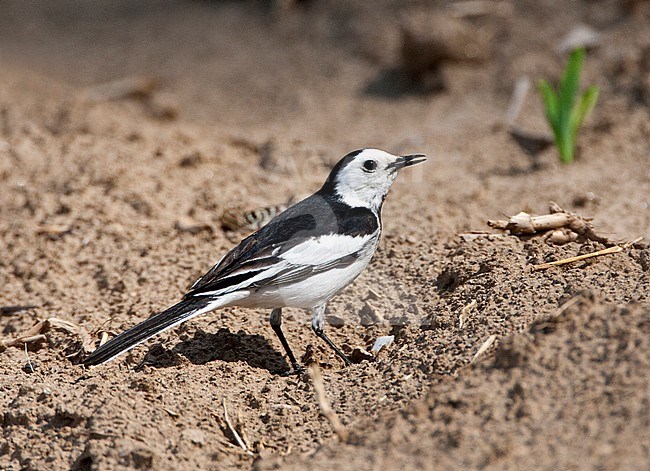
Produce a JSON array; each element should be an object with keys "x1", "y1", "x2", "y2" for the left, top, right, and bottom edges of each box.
[{"x1": 320, "y1": 149, "x2": 426, "y2": 210}]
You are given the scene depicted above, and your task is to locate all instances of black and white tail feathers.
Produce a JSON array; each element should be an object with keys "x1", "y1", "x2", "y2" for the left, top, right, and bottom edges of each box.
[{"x1": 83, "y1": 298, "x2": 214, "y2": 366}]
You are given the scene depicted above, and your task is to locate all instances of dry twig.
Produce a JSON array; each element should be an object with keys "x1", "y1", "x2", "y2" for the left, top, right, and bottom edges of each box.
[
  {"x1": 308, "y1": 363, "x2": 348, "y2": 441},
  {"x1": 98, "y1": 331, "x2": 110, "y2": 347},
  {"x1": 459, "y1": 300, "x2": 477, "y2": 329},
  {"x1": 1, "y1": 320, "x2": 48, "y2": 352},
  {"x1": 1, "y1": 317, "x2": 94, "y2": 354},
  {"x1": 533, "y1": 237, "x2": 642, "y2": 270},
  {"x1": 471, "y1": 334, "x2": 496, "y2": 364},
  {"x1": 222, "y1": 398, "x2": 252, "y2": 455}
]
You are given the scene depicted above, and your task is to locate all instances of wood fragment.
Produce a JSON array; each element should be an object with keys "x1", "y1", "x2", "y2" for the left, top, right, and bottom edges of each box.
[
  {"x1": 471, "y1": 334, "x2": 496, "y2": 364},
  {"x1": 0, "y1": 334, "x2": 46, "y2": 352},
  {"x1": 459, "y1": 300, "x2": 477, "y2": 329},
  {"x1": 99, "y1": 331, "x2": 110, "y2": 347},
  {"x1": 546, "y1": 229, "x2": 578, "y2": 245},
  {"x1": 236, "y1": 407, "x2": 252, "y2": 451},
  {"x1": 222, "y1": 398, "x2": 252, "y2": 455},
  {"x1": 163, "y1": 407, "x2": 179, "y2": 418},
  {"x1": 308, "y1": 363, "x2": 348, "y2": 441},
  {"x1": 1, "y1": 320, "x2": 47, "y2": 352},
  {"x1": 551, "y1": 295, "x2": 583, "y2": 318},
  {"x1": 487, "y1": 202, "x2": 610, "y2": 245},
  {"x1": 489, "y1": 211, "x2": 572, "y2": 234},
  {"x1": 37, "y1": 224, "x2": 72, "y2": 238}
]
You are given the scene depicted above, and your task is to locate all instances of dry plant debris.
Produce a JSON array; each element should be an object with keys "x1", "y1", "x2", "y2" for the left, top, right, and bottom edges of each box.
[
  {"x1": 533, "y1": 237, "x2": 643, "y2": 270},
  {"x1": 308, "y1": 363, "x2": 348, "y2": 442},
  {"x1": 221, "y1": 398, "x2": 253, "y2": 455},
  {"x1": 471, "y1": 334, "x2": 497, "y2": 364},
  {"x1": 222, "y1": 397, "x2": 253, "y2": 456},
  {"x1": 487, "y1": 201, "x2": 611, "y2": 245},
  {"x1": 459, "y1": 300, "x2": 477, "y2": 329},
  {"x1": 0, "y1": 317, "x2": 94, "y2": 354}
]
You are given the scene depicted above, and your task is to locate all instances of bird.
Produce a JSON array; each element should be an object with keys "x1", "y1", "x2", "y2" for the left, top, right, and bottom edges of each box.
[{"x1": 83, "y1": 148, "x2": 426, "y2": 372}]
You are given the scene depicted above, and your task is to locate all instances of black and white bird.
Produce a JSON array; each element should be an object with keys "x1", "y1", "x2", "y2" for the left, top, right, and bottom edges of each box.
[{"x1": 83, "y1": 149, "x2": 426, "y2": 372}]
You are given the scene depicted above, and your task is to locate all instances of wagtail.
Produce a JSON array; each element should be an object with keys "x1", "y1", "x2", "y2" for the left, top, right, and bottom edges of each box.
[{"x1": 83, "y1": 149, "x2": 426, "y2": 372}]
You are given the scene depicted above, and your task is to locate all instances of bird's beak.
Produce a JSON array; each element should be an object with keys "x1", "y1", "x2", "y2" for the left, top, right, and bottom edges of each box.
[{"x1": 388, "y1": 154, "x2": 427, "y2": 170}]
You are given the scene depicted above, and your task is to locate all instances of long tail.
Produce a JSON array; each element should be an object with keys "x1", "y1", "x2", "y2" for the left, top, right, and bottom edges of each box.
[{"x1": 83, "y1": 297, "x2": 223, "y2": 367}]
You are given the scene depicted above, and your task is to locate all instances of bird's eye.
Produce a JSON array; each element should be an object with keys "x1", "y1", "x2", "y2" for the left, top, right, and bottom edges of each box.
[{"x1": 362, "y1": 160, "x2": 378, "y2": 172}]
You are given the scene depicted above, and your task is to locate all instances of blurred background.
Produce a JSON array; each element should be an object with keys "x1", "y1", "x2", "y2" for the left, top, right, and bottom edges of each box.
[{"x1": 1, "y1": 0, "x2": 648, "y2": 156}]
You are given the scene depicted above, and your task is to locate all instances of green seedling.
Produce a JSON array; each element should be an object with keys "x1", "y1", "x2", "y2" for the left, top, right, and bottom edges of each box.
[{"x1": 538, "y1": 47, "x2": 599, "y2": 163}]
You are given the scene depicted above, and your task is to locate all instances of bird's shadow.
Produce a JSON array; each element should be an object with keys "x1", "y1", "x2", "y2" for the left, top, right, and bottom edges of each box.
[{"x1": 140, "y1": 328, "x2": 289, "y2": 374}]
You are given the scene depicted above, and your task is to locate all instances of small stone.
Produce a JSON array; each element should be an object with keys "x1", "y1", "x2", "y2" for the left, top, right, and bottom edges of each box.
[
  {"x1": 326, "y1": 315, "x2": 345, "y2": 327},
  {"x1": 348, "y1": 347, "x2": 374, "y2": 364},
  {"x1": 359, "y1": 301, "x2": 384, "y2": 326},
  {"x1": 182, "y1": 428, "x2": 206, "y2": 446}
]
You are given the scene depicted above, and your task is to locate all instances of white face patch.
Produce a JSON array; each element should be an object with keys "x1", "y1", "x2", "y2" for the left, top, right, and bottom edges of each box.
[{"x1": 333, "y1": 149, "x2": 403, "y2": 210}]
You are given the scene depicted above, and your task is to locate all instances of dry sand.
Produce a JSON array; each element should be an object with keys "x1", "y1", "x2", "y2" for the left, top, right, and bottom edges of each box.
[{"x1": 1, "y1": 1, "x2": 649, "y2": 470}]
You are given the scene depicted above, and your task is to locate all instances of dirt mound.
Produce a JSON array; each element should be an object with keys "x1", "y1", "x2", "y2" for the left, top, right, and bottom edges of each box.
[{"x1": 279, "y1": 298, "x2": 650, "y2": 470}]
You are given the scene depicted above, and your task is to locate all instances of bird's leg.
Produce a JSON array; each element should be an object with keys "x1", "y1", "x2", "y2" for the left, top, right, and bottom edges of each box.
[
  {"x1": 269, "y1": 308, "x2": 304, "y2": 374},
  {"x1": 311, "y1": 305, "x2": 352, "y2": 367}
]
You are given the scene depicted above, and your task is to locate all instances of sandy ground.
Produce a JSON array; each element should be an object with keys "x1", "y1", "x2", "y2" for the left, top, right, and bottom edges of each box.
[{"x1": 1, "y1": 1, "x2": 649, "y2": 470}]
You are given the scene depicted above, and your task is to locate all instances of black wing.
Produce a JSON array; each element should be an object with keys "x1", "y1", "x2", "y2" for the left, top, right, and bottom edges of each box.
[{"x1": 184, "y1": 192, "x2": 379, "y2": 298}]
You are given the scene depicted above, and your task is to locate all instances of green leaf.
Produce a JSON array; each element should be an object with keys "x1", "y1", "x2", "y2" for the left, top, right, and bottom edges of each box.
[
  {"x1": 557, "y1": 133, "x2": 575, "y2": 163},
  {"x1": 557, "y1": 48, "x2": 585, "y2": 135},
  {"x1": 536, "y1": 46, "x2": 597, "y2": 164},
  {"x1": 538, "y1": 79, "x2": 559, "y2": 127},
  {"x1": 570, "y1": 85, "x2": 599, "y2": 139}
]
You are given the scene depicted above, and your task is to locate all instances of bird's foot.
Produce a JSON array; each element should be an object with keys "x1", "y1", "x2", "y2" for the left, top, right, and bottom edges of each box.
[{"x1": 280, "y1": 365, "x2": 307, "y2": 377}]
